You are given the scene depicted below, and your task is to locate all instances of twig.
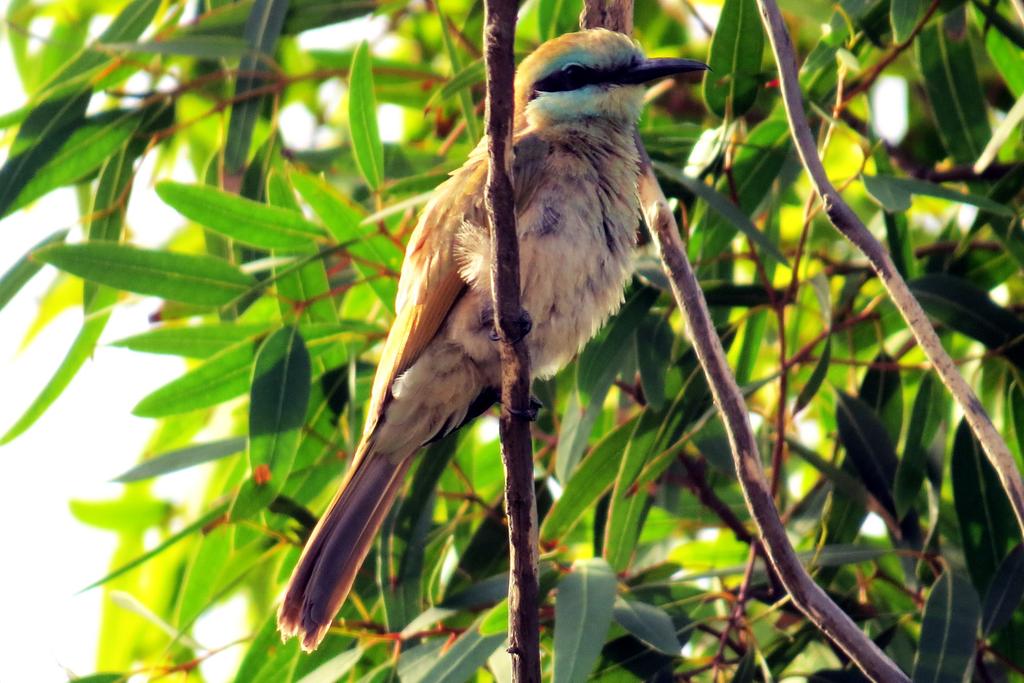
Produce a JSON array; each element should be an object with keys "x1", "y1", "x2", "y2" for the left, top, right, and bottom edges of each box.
[
  {"x1": 757, "y1": 0, "x2": 1024, "y2": 539},
  {"x1": 839, "y1": 0, "x2": 939, "y2": 106},
  {"x1": 482, "y1": 1, "x2": 541, "y2": 681},
  {"x1": 582, "y1": 2, "x2": 911, "y2": 679},
  {"x1": 677, "y1": 453, "x2": 752, "y2": 544}
]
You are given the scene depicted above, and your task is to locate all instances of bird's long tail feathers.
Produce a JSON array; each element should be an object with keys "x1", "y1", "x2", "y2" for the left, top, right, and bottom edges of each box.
[{"x1": 277, "y1": 449, "x2": 411, "y2": 651}]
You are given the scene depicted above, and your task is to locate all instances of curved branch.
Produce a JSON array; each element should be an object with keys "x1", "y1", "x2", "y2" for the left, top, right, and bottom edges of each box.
[
  {"x1": 581, "y1": 2, "x2": 911, "y2": 679},
  {"x1": 482, "y1": 0, "x2": 541, "y2": 681},
  {"x1": 756, "y1": 0, "x2": 1024, "y2": 538},
  {"x1": 639, "y1": 166, "x2": 910, "y2": 683}
]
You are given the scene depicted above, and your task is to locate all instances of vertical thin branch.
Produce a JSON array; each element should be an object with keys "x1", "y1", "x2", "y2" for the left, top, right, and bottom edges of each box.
[
  {"x1": 583, "y1": 2, "x2": 910, "y2": 679},
  {"x1": 483, "y1": 1, "x2": 541, "y2": 681},
  {"x1": 755, "y1": 0, "x2": 1024, "y2": 539},
  {"x1": 579, "y1": 0, "x2": 633, "y2": 33}
]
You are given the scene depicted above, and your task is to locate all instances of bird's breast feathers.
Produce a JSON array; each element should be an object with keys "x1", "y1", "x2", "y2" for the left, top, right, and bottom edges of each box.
[{"x1": 455, "y1": 128, "x2": 640, "y2": 377}]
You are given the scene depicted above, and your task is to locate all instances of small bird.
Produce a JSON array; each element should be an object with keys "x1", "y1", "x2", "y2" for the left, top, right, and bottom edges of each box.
[{"x1": 278, "y1": 28, "x2": 707, "y2": 650}]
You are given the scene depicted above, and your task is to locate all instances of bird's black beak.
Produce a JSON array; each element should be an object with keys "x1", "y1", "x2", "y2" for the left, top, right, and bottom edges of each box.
[{"x1": 616, "y1": 58, "x2": 709, "y2": 85}]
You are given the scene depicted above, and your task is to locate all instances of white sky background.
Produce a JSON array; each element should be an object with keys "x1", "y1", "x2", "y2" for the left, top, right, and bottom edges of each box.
[{"x1": 0, "y1": 2, "x2": 909, "y2": 680}]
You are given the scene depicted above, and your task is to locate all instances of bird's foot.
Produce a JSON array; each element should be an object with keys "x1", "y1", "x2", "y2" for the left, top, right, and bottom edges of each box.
[
  {"x1": 488, "y1": 309, "x2": 533, "y2": 343},
  {"x1": 507, "y1": 395, "x2": 543, "y2": 421}
]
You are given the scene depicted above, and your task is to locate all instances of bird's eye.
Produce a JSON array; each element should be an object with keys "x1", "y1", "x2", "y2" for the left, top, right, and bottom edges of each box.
[{"x1": 562, "y1": 63, "x2": 585, "y2": 79}]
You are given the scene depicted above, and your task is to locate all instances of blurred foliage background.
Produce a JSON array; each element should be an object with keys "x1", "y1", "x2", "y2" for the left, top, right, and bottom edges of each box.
[{"x1": 2, "y1": 0, "x2": 1024, "y2": 680}]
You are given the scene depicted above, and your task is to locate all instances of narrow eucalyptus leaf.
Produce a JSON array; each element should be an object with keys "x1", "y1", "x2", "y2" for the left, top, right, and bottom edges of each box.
[
  {"x1": 112, "y1": 438, "x2": 247, "y2": 483},
  {"x1": 349, "y1": 41, "x2": 384, "y2": 189},
  {"x1": 34, "y1": 243, "x2": 258, "y2": 307},
  {"x1": 982, "y1": 544, "x2": 1024, "y2": 635},
  {"x1": 703, "y1": 0, "x2": 764, "y2": 118},
  {"x1": 554, "y1": 558, "x2": 618, "y2": 683},
  {"x1": 912, "y1": 571, "x2": 980, "y2": 683}
]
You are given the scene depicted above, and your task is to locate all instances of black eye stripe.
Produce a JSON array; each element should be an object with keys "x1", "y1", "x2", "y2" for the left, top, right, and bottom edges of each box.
[
  {"x1": 533, "y1": 65, "x2": 601, "y2": 93},
  {"x1": 531, "y1": 57, "x2": 641, "y2": 96}
]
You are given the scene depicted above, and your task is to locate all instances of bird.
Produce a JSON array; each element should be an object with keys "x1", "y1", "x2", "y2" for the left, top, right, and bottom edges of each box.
[{"x1": 277, "y1": 27, "x2": 707, "y2": 651}]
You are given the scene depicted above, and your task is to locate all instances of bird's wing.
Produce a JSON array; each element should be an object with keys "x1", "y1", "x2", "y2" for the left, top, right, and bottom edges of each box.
[{"x1": 361, "y1": 132, "x2": 551, "y2": 439}]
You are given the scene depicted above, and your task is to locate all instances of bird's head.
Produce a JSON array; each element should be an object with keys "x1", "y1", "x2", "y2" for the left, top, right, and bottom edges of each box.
[{"x1": 515, "y1": 28, "x2": 707, "y2": 129}]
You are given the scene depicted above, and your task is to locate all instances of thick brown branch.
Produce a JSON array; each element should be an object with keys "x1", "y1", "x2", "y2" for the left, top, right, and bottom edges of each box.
[
  {"x1": 756, "y1": 0, "x2": 1024, "y2": 541},
  {"x1": 483, "y1": 1, "x2": 540, "y2": 681}
]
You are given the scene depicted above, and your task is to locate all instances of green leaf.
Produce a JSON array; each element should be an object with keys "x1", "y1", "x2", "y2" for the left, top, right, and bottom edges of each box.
[
  {"x1": 403, "y1": 615, "x2": 506, "y2": 683},
  {"x1": 538, "y1": 0, "x2": 580, "y2": 42},
  {"x1": 433, "y1": 59, "x2": 485, "y2": 105},
  {"x1": 436, "y1": 5, "x2": 480, "y2": 142},
  {"x1": 542, "y1": 415, "x2": 638, "y2": 541},
  {"x1": 910, "y1": 274, "x2": 1024, "y2": 370},
  {"x1": 558, "y1": 288, "x2": 658, "y2": 479},
  {"x1": 111, "y1": 438, "x2": 247, "y2": 483},
  {"x1": 3, "y1": 0, "x2": 159, "y2": 164},
  {"x1": 982, "y1": 544, "x2": 1024, "y2": 635},
  {"x1": 915, "y1": 23, "x2": 991, "y2": 163},
  {"x1": 349, "y1": 41, "x2": 384, "y2": 190},
  {"x1": 224, "y1": 0, "x2": 289, "y2": 174},
  {"x1": 283, "y1": 0, "x2": 375, "y2": 33},
  {"x1": 233, "y1": 614, "x2": 298, "y2": 683},
  {"x1": 891, "y1": 0, "x2": 923, "y2": 43},
  {"x1": 612, "y1": 598, "x2": 682, "y2": 656},
  {"x1": 379, "y1": 437, "x2": 458, "y2": 629},
  {"x1": 983, "y1": 20, "x2": 1024, "y2": 97},
  {"x1": 703, "y1": 0, "x2": 764, "y2": 118},
  {"x1": 5, "y1": 110, "x2": 139, "y2": 216},
  {"x1": 863, "y1": 175, "x2": 1013, "y2": 216},
  {"x1": 860, "y1": 352, "x2": 903, "y2": 445},
  {"x1": 295, "y1": 646, "x2": 364, "y2": 683},
  {"x1": 912, "y1": 571, "x2": 980, "y2": 683},
  {"x1": 34, "y1": 243, "x2": 258, "y2": 307},
  {"x1": 655, "y1": 164, "x2": 789, "y2": 266},
  {"x1": 894, "y1": 374, "x2": 942, "y2": 518},
  {"x1": 0, "y1": 228, "x2": 68, "y2": 316},
  {"x1": 952, "y1": 419, "x2": 1019, "y2": 594},
  {"x1": 133, "y1": 342, "x2": 257, "y2": 417},
  {"x1": 0, "y1": 137, "x2": 142, "y2": 444},
  {"x1": 835, "y1": 391, "x2": 898, "y2": 517},
  {"x1": 267, "y1": 170, "x2": 340, "y2": 335},
  {"x1": 101, "y1": 36, "x2": 252, "y2": 58},
  {"x1": 862, "y1": 173, "x2": 911, "y2": 213},
  {"x1": 794, "y1": 338, "x2": 830, "y2": 414},
  {"x1": 635, "y1": 314, "x2": 673, "y2": 410},
  {"x1": 731, "y1": 651, "x2": 757, "y2": 683},
  {"x1": 604, "y1": 409, "x2": 663, "y2": 570},
  {"x1": 111, "y1": 323, "x2": 270, "y2": 359},
  {"x1": 156, "y1": 182, "x2": 325, "y2": 251},
  {"x1": 80, "y1": 504, "x2": 229, "y2": 592},
  {"x1": 234, "y1": 327, "x2": 311, "y2": 518},
  {"x1": 291, "y1": 170, "x2": 401, "y2": 309},
  {"x1": 71, "y1": 497, "x2": 169, "y2": 532},
  {"x1": 974, "y1": 91, "x2": 1024, "y2": 173},
  {"x1": 1, "y1": 123, "x2": 150, "y2": 442},
  {"x1": 0, "y1": 91, "x2": 91, "y2": 216},
  {"x1": 132, "y1": 324, "x2": 336, "y2": 417},
  {"x1": 554, "y1": 558, "x2": 618, "y2": 683},
  {"x1": 0, "y1": 291, "x2": 115, "y2": 443}
]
